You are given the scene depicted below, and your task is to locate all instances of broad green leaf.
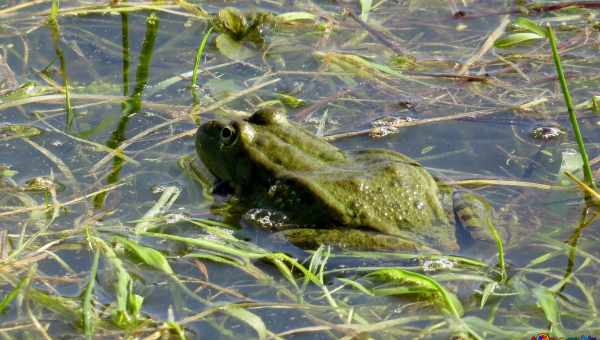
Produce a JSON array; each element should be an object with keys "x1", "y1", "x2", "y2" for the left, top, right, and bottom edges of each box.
[
  {"x1": 114, "y1": 236, "x2": 173, "y2": 275},
  {"x1": 276, "y1": 11, "x2": 316, "y2": 23},
  {"x1": 494, "y1": 33, "x2": 544, "y2": 48},
  {"x1": 513, "y1": 17, "x2": 546, "y2": 37},
  {"x1": 215, "y1": 33, "x2": 256, "y2": 60}
]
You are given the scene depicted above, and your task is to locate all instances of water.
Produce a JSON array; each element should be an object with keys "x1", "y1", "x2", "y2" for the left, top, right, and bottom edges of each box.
[{"x1": 1, "y1": 1, "x2": 599, "y2": 338}]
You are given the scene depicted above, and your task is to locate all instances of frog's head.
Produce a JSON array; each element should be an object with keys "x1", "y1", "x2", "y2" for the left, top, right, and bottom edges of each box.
[
  {"x1": 196, "y1": 108, "x2": 346, "y2": 191},
  {"x1": 196, "y1": 118, "x2": 246, "y2": 185},
  {"x1": 195, "y1": 109, "x2": 283, "y2": 188}
]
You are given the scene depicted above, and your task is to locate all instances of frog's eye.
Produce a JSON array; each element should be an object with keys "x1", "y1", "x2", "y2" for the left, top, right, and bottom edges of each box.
[{"x1": 220, "y1": 125, "x2": 237, "y2": 146}]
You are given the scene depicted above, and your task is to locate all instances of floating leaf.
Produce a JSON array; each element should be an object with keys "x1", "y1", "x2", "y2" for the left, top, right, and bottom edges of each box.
[
  {"x1": 494, "y1": 33, "x2": 544, "y2": 48},
  {"x1": 215, "y1": 33, "x2": 256, "y2": 60}
]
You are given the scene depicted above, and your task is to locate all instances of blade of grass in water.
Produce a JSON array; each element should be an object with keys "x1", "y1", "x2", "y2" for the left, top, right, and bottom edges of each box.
[
  {"x1": 121, "y1": 12, "x2": 130, "y2": 97},
  {"x1": 0, "y1": 264, "x2": 37, "y2": 313},
  {"x1": 546, "y1": 23, "x2": 596, "y2": 191},
  {"x1": 82, "y1": 249, "x2": 100, "y2": 340},
  {"x1": 192, "y1": 26, "x2": 214, "y2": 88},
  {"x1": 366, "y1": 268, "x2": 463, "y2": 318},
  {"x1": 49, "y1": 0, "x2": 74, "y2": 130}
]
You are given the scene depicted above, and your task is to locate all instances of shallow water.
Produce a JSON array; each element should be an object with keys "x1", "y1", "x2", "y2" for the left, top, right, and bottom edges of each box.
[{"x1": 1, "y1": 1, "x2": 599, "y2": 339}]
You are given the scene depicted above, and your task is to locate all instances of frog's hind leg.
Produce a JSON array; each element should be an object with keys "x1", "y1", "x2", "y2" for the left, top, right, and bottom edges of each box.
[
  {"x1": 271, "y1": 228, "x2": 439, "y2": 252},
  {"x1": 452, "y1": 191, "x2": 504, "y2": 251}
]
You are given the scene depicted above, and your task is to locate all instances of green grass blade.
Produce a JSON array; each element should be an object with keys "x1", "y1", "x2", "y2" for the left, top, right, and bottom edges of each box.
[
  {"x1": 513, "y1": 17, "x2": 546, "y2": 37},
  {"x1": 114, "y1": 236, "x2": 174, "y2": 275},
  {"x1": 49, "y1": 0, "x2": 74, "y2": 130},
  {"x1": 134, "y1": 185, "x2": 181, "y2": 234},
  {"x1": 221, "y1": 305, "x2": 267, "y2": 340},
  {"x1": 0, "y1": 264, "x2": 37, "y2": 313},
  {"x1": 191, "y1": 26, "x2": 214, "y2": 88},
  {"x1": 121, "y1": 12, "x2": 130, "y2": 97},
  {"x1": 494, "y1": 32, "x2": 544, "y2": 48},
  {"x1": 360, "y1": 0, "x2": 372, "y2": 22},
  {"x1": 366, "y1": 268, "x2": 463, "y2": 318},
  {"x1": 533, "y1": 287, "x2": 564, "y2": 336},
  {"x1": 82, "y1": 249, "x2": 100, "y2": 340},
  {"x1": 546, "y1": 23, "x2": 596, "y2": 190},
  {"x1": 95, "y1": 237, "x2": 137, "y2": 327}
]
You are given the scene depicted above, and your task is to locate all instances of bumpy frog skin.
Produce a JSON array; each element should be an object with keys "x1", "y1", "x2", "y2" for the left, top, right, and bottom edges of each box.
[{"x1": 195, "y1": 109, "x2": 494, "y2": 252}]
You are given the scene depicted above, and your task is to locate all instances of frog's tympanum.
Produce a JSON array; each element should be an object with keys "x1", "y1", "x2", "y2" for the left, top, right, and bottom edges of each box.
[{"x1": 195, "y1": 109, "x2": 497, "y2": 252}]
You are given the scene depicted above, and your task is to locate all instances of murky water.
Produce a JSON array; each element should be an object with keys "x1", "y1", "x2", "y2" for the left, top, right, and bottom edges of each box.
[{"x1": 1, "y1": 1, "x2": 599, "y2": 338}]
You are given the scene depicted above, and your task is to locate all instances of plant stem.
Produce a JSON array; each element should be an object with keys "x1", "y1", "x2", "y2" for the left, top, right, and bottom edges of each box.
[
  {"x1": 192, "y1": 26, "x2": 214, "y2": 88},
  {"x1": 546, "y1": 23, "x2": 596, "y2": 190}
]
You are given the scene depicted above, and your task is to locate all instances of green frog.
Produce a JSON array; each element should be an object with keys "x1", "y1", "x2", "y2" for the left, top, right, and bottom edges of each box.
[{"x1": 195, "y1": 108, "x2": 498, "y2": 252}]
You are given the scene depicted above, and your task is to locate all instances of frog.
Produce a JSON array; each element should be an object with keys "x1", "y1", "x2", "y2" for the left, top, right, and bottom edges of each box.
[{"x1": 194, "y1": 108, "x2": 498, "y2": 253}]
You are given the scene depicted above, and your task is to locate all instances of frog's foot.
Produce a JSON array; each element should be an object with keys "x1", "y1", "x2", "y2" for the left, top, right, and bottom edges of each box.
[
  {"x1": 270, "y1": 228, "x2": 440, "y2": 252},
  {"x1": 452, "y1": 191, "x2": 504, "y2": 251}
]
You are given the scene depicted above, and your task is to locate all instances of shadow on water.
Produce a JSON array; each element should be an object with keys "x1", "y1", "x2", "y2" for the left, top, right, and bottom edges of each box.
[{"x1": 94, "y1": 11, "x2": 158, "y2": 209}]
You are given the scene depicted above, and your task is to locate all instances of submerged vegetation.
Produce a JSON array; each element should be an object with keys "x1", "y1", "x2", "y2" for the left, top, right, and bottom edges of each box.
[{"x1": 0, "y1": 0, "x2": 599, "y2": 339}]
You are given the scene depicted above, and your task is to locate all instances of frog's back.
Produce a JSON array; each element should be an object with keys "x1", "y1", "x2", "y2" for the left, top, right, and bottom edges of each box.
[{"x1": 272, "y1": 148, "x2": 456, "y2": 249}]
